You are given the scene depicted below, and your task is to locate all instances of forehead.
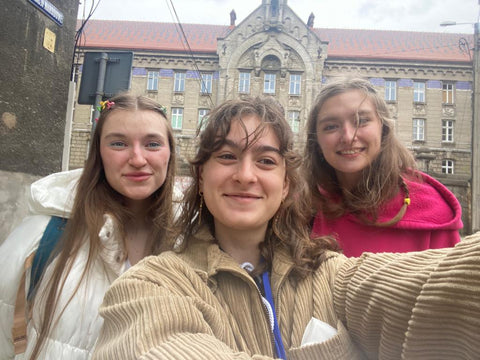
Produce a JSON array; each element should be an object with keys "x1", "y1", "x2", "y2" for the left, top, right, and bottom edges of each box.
[
  {"x1": 226, "y1": 115, "x2": 280, "y2": 149},
  {"x1": 316, "y1": 90, "x2": 380, "y2": 126},
  {"x1": 321, "y1": 89, "x2": 376, "y2": 112},
  {"x1": 102, "y1": 109, "x2": 168, "y2": 134}
]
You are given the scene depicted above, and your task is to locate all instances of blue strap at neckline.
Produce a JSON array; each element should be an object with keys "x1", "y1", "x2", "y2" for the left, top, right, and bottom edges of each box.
[{"x1": 262, "y1": 271, "x2": 287, "y2": 360}]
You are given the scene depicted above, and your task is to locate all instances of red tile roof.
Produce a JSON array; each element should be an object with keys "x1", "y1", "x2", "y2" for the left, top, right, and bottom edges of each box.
[
  {"x1": 77, "y1": 20, "x2": 230, "y2": 52},
  {"x1": 77, "y1": 20, "x2": 472, "y2": 63},
  {"x1": 316, "y1": 28, "x2": 472, "y2": 62}
]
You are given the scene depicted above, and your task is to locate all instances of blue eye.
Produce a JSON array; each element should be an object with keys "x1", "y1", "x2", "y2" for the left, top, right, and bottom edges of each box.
[
  {"x1": 146, "y1": 142, "x2": 163, "y2": 149},
  {"x1": 109, "y1": 141, "x2": 126, "y2": 148},
  {"x1": 322, "y1": 124, "x2": 338, "y2": 131}
]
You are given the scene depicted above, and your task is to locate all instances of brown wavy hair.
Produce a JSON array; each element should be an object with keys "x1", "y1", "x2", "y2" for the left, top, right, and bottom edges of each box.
[
  {"x1": 30, "y1": 93, "x2": 176, "y2": 359},
  {"x1": 175, "y1": 96, "x2": 338, "y2": 279},
  {"x1": 304, "y1": 77, "x2": 417, "y2": 224}
]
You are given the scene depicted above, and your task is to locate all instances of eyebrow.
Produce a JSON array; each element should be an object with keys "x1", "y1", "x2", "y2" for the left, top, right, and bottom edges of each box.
[
  {"x1": 103, "y1": 132, "x2": 166, "y2": 140},
  {"x1": 318, "y1": 109, "x2": 375, "y2": 123},
  {"x1": 222, "y1": 139, "x2": 282, "y2": 155}
]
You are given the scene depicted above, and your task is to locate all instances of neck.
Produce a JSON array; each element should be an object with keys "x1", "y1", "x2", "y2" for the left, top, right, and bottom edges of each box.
[
  {"x1": 124, "y1": 218, "x2": 151, "y2": 265},
  {"x1": 124, "y1": 197, "x2": 152, "y2": 217},
  {"x1": 214, "y1": 223, "x2": 267, "y2": 269},
  {"x1": 336, "y1": 171, "x2": 361, "y2": 191}
]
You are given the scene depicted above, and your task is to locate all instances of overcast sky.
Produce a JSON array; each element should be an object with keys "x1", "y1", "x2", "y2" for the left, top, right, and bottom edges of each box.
[{"x1": 78, "y1": 0, "x2": 478, "y2": 34}]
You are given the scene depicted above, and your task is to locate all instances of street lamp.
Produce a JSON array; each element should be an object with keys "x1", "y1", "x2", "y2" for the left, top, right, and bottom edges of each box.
[
  {"x1": 441, "y1": 19, "x2": 480, "y2": 233},
  {"x1": 440, "y1": 21, "x2": 475, "y2": 27}
]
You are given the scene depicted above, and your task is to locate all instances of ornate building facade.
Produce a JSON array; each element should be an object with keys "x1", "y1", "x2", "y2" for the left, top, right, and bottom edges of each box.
[{"x1": 72, "y1": 0, "x2": 473, "y2": 231}]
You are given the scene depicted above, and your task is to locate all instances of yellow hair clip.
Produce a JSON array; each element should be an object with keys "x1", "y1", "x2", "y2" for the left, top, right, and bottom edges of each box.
[
  {"x1": 404, "y1": 197, "x2": 411, "y2": 206},
  {"x1": 99, "y1": 100, "x2": 115, "y2": 111}
]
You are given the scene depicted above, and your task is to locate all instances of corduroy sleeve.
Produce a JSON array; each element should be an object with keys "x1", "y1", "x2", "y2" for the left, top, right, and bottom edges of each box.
[
  {"x1": 91, "y1": 254, "x2": 276, "y2": 360},
  {"x1": 333, "y1": 232, "x2": 480, "y2": 360}
]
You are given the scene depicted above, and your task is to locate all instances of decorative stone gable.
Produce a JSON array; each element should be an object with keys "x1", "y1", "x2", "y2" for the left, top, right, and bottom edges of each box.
[{"x1": 216, "y1": 0, "x2": 327, "y2": 139}]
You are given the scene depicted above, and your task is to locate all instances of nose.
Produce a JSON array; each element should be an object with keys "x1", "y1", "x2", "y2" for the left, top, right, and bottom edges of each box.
[
  {"x1": 232, "y1": 158, "x2": 257, "y2": 184},
  {"x1": 128, "y1": 144, "x2": 147, "y2": 168},
  {"x1": 341, "y1": 122, "x2": 357, "y2": 143}
]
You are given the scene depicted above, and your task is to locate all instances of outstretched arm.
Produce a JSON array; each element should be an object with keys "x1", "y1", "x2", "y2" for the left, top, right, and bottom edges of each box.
[{"x1": 334, "y1": 232, "x2": 480, "y2": 359}]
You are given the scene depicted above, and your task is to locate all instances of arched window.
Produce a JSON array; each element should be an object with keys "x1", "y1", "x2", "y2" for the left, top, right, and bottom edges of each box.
[{"x1": 261, "y1": 55, "x2": 281, "y2": 95}]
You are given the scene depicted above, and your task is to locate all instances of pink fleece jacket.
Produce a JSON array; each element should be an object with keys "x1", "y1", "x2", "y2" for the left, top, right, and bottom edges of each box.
[{"x1": 311, "y1": 172, "x2": 463, "y2": 257}]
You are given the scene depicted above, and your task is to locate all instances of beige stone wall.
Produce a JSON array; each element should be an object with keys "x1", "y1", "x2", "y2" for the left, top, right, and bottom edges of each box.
[{"x1": 69, "y1": 18, "x2": 473, "y2": 233}]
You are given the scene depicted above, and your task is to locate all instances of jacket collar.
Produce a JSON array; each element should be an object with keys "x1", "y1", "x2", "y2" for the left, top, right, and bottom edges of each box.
[
  {"x1": 183, "y1": 226, "x2": 295, "y2": 289},
  {"x1": 97, "y1": 214, "x2": 128, "y2": 277}
]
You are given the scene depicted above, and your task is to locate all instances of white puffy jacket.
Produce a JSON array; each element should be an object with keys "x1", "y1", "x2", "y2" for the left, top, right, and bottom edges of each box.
[{"x1": 0, "y1": 169, "x2": 129, "y2": 360}]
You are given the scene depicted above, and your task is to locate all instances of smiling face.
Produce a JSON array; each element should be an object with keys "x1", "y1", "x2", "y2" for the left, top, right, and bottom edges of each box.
[
  {"x1": 100, "y1": 109, "x2": 171, "y2": 209},
  {"x1": 316, "y1": 89, "x2": 383, "y2": 189},
  {"x1": 199, "y1": 115, "x2": 289, "y2": 238}
]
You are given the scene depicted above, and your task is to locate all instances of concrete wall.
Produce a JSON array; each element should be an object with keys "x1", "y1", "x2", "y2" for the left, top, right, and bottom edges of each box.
[
  {"x1": 0, "y1": 0, "x2": 79, "y2": 242},
  {"x1": 0, "y1": 0, "x2": 79, "y2": 175}
]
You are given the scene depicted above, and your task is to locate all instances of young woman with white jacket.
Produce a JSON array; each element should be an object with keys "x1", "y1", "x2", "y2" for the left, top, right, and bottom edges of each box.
[{"x1": 0, "y1": 93, "x2": 177, "y2": 360}]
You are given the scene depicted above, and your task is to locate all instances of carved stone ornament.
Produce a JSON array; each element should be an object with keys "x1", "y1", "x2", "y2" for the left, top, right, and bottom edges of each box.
[
  {"x1": 442, "y1": 106, "x2": 455, "y2": 117},
  {"x1": 413, "y1": 104, "x2": 426, "y2": 116},
  {"x1": 172, "y1": 93, "x2": 184, "y2": 105}
]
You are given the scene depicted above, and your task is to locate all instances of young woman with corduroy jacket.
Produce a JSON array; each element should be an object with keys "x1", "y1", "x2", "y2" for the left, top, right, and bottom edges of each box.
[{"x1": 93, "y1": 96, "x2": 479, "y2": 360}]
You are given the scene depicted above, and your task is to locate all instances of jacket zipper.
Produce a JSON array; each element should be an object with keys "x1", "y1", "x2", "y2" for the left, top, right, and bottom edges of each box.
[{"x1": 255, "y1": 284, "x2": 277, "y2": 357}]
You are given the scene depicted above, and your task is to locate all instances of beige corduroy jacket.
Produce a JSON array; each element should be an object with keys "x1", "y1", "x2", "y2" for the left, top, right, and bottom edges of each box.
[{"x1": 93, "y1": 228, "x2": 480, "y2": 360}]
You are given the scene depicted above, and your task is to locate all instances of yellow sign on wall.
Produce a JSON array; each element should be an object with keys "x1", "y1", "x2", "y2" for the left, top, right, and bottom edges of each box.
[{"x1": 43, "y1": 28, "x2": 56, "y2": 53}]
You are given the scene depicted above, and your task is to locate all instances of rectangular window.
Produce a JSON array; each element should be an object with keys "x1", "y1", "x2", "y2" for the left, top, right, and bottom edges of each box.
[
  {"x1": 174, "y1": 72, "x2": 186, "y2": 92},
  {"x1": 198, "y1": 109, "x2": 209, "y2": 130},
  {"x1": 238, "y1": 72, "x2": 251, "y2": 93},
  {"x1": 413, "y1": 81, "x2": 425, "y2": 103},
  {"x1": 201, "y1": 73, "x2": 212, "y2": 94},
  {"x1": 442, "y1": 159, "x2": 454, "y2": 174},
  {"x1": 171, "y1": 108, "x2": 183, "y2": 129},
  {"x1": 412, "y1": 118, "x2": 425, "y2": 141},
  {"x1": 147, "y1": 71, "x2": 159, "y2": 91},
  {"x1": 288, "y1": 111, "x2": 300, "y2": 133},
  {"x1": 442, "y1": 83, "x2": 454, "y2": 104},
  {"x1": 442, "y1": 120, "x2": 454, "y2": 142},
  {"x1": 289, "y1": 74, "x2": 301, "y2": 95},
  {"x1": 384, "y1": 80, "x2": 397, "y2": 101},
  {"x1": 264, "y1": 73, "x2": 276, "y2": 94}
]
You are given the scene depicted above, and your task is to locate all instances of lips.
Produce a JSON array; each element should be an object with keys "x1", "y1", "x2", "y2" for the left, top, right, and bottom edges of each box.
[
  {"x1": 124, "y1": 172, "x2": 152, "y2": 181},
  {"x1": 337, "y1": 148, "x2": 364, "y2": 155},
  {"x1": 224, "y1": 192, "x2": 262, "y2": 201}
]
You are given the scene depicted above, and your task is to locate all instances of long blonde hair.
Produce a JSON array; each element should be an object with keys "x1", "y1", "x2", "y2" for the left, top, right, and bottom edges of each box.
[
  {"x1": 175, "y1": 96, "x2": 339, "y2": 279},
  {"x1": 29, "y1": 93, "x2": 176, "y2": 359},
  {"x1": 304, "y1": 77, "x2": 417, "y2": 223}
]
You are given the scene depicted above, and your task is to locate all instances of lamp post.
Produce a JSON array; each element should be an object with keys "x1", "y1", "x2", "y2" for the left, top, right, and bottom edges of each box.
[
  {"x1": 472, "y1": 22, "x2": 480, "y2": 233},
  {"x1": 441, "y1": 18, "x2": 480, "y2": 233}
]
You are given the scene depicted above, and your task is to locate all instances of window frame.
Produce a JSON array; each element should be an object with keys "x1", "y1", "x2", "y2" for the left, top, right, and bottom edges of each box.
[
  {"x1": 287, "y1": 110, "x2": 300, "y2": 133},
  {"x1": 442, "y1": 83, "x2": 455, "y2": 104},
  {"x1": 264, "y1": 73, "x2": 276, "y2": 94},
  {"x1": 441, "y1": 159, "x2": 454, "y2": 174},
  {"x1": 442, "y1": 119, "x2": 454, "y2": 143},
  {"x1": 289, "y1": 74, "x2": 301, "y2": 95},
  {"x1": 412, "y1": 118, "x2": 425, "y2": 141},
  {"x1": 384, "y1": 80, "x2": 397, "y2": 101},
  {"x1": 147, "y1": 70, "x2": 159, "y2": 91},
  {"x1": 174, "y1": 72, "x2": 186, "y2": 92},
  {"x1": 200, "y1": 73, "x2": 213, "y2": 94},
  {"x1": 238, "y1": 71, "x2": 251, "y2": 93},
  {"x1": 198, "y1": 108, "x2": 209, "y2": 130},
  {"x1": 413, "y1": 81, "x2": 425, "y2": 103},
  {"x1": 171, "y1": 107, "x2": 183, "y2": 130}
]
